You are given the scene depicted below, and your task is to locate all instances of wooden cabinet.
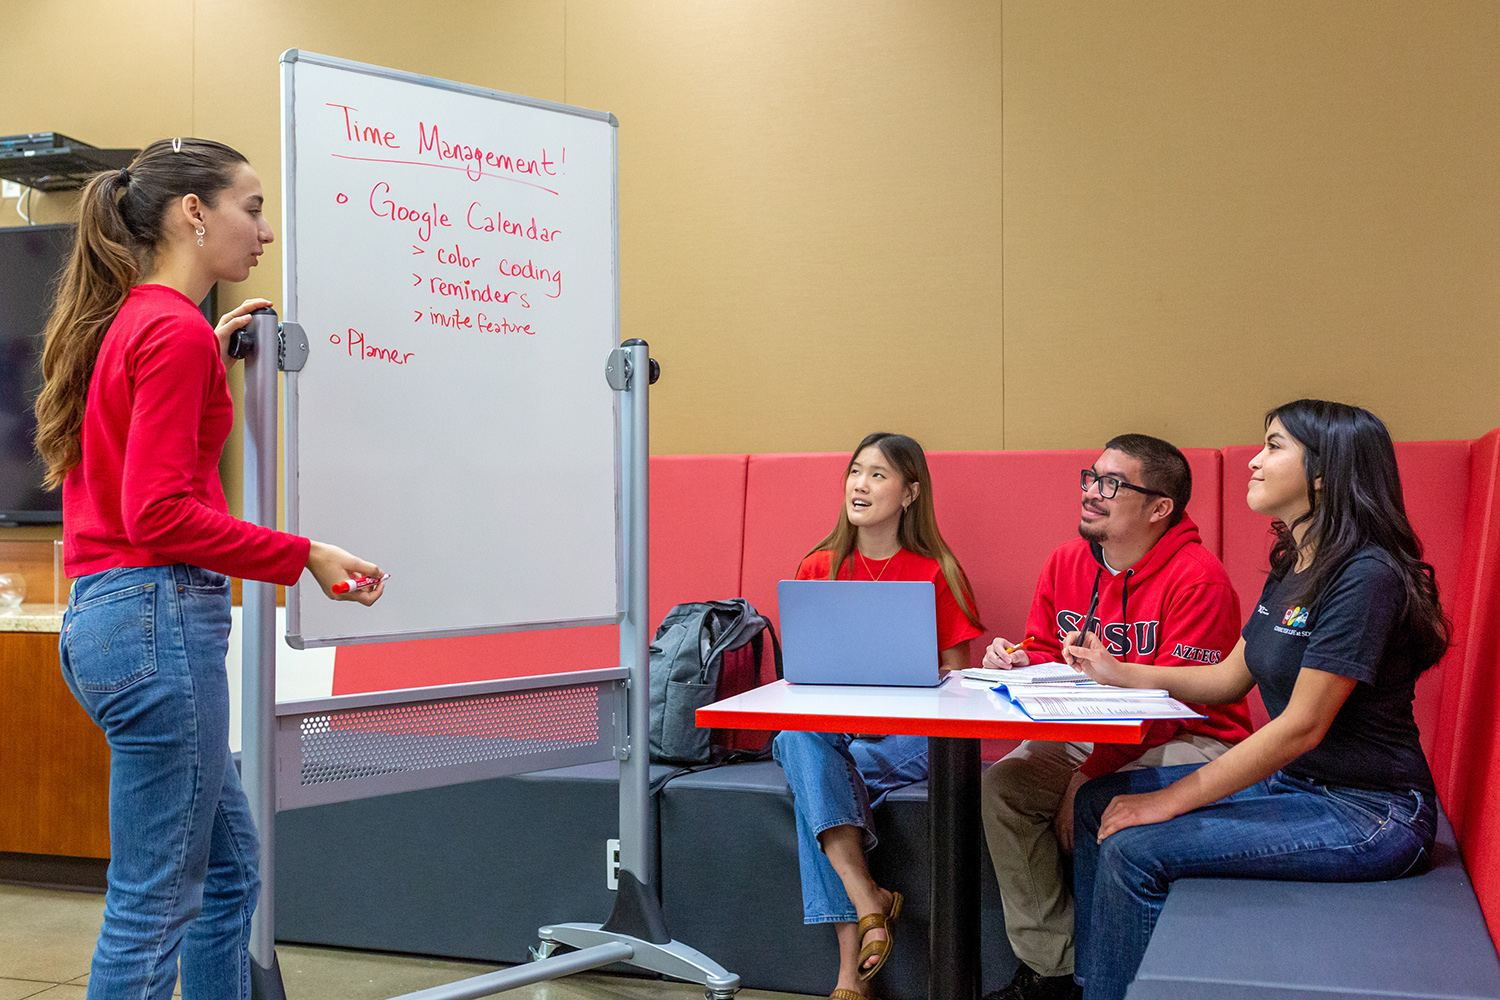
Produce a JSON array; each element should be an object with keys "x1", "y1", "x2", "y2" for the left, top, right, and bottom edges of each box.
[{"x1": 0, "y1": 618, "x2": 111, "y2": 858}]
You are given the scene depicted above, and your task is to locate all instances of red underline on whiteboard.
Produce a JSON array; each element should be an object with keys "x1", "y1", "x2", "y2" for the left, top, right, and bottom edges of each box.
[{"x1": 329, "y1": 153, "x2": 561, "y2": 195}]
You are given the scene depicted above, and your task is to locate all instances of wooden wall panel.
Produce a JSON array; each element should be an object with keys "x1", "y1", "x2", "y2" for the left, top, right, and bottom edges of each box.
[{"x1": 0, "y1": 630, "x2": 110, "y2": 859}]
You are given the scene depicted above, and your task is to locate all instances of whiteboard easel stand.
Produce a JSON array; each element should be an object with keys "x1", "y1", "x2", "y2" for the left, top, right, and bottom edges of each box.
[
  {"x1": 531, "y1": 340, "x2": 740, "y2": 999},
  {"x1": 240, "y1": 328, "x2": 739, "y2": 1000},
  {"x1": 241, "y1": 308, "x2": 290, "y2": 1000}
]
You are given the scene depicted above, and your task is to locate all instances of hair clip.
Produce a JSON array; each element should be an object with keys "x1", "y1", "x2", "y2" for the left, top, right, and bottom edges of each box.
[{"x1": 172, "y1": 138, "x2": 182, "y2": 153}]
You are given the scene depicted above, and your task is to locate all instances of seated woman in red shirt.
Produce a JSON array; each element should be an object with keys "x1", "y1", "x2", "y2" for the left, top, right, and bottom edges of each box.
[
  {"x1": 33, "y1": 138, "x2": 383, "y2": 1000},
  {"x1": 772, "y1": 432, "x2": 984, "y2": 1000}
]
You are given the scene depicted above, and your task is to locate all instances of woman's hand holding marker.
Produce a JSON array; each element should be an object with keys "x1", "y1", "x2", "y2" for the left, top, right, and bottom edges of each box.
[
  {"x1": 981, "y1": 635, "x2": 1035, "y2": 670},
  {"x1": 306, "y1": 540, "x2": 386, "y2": 605},
  {"x1": 332, "y1": 573, "x2": 391, "y2": 594}
]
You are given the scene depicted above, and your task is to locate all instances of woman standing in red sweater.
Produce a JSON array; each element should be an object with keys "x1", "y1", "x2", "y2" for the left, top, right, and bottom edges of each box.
[{"x1": 33, "y1": 138, "x2": 383, "y2": 1000}]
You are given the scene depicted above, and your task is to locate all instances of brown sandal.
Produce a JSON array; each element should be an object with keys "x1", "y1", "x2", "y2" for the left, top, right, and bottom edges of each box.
[{"x1": 856, "y1": 890, "x2": 903, "y2": 981}]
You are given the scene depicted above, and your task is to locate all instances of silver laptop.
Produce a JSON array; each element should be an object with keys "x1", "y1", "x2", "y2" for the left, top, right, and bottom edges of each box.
[{"x1": 777, "y1": 580, "x2": 943, "y2": 687}]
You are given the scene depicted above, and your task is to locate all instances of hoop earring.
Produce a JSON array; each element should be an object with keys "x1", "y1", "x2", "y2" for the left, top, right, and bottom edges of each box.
[{"x1": 196, "y1": 225, "x2": 205, "y2": 248}]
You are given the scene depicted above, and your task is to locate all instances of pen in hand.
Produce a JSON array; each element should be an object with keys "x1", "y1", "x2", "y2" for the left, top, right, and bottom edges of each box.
[{"x1": 1067, "y1": 588, "x2": 1102, "y2": 666}]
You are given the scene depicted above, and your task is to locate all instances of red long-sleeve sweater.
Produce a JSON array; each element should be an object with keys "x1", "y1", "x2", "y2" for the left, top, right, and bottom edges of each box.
[{"x1": 63, "y1": 284, "x2": 310, "y2": 583}]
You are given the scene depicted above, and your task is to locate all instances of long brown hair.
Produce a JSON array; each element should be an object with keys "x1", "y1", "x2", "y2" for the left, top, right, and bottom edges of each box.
[
  {"x1": 806, "y1": 432, "x2": 984, "y2": 630},
  {"x1": 1265, "y1": 399, "x2": 1449, "y2": 670},
  {"x1": 34, "y1": 138, "x2": 248, "y2": 488}
]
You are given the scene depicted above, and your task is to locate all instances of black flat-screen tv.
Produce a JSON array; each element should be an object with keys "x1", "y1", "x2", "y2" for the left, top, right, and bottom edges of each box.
[{"x1": 0, "y1": 223, "x2": 72, "y2": 526}]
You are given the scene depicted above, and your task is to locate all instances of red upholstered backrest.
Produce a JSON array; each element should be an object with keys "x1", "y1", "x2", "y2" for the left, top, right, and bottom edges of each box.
[
  {"x1": 330, "y1": 454, "x2": 750, "y2": 694},
  {"x1": 1434, "y1": 430, "x2": 1500, "y2": 951},
  {"x1": 1219, "y1": 441, "x2": 1472, "y2": 751}
]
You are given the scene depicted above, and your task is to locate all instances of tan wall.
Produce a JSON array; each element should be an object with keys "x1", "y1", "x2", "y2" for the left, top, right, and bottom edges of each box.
[{"x1": 4, "y1": 0, "x2": 1497, "y2": 524}]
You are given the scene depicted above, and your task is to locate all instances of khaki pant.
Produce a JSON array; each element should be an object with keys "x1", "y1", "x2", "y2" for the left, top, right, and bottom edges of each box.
[{"x1": 980, "y1": 735, "x2": 1232, "y2": 977}]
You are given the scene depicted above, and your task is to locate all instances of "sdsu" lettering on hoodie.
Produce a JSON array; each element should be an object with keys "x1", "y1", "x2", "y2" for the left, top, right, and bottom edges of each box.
[{"x1": 1023, "y1": 515, "x2": 1254, "y2": 778}]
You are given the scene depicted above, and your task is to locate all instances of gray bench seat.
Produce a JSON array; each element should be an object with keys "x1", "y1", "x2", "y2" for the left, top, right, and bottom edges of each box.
[
  {"x1": 658, "y1": 760, "x2": 1020, "y2": 999},
  {"x1": 1126, "y1": 810, "x2": 1500, "y2": 1000}
]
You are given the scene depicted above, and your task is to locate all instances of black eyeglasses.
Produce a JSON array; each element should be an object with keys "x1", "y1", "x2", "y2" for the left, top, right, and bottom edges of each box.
[{"x1": 1080, "y1": 469, "x2": 1169, "y2": 500}]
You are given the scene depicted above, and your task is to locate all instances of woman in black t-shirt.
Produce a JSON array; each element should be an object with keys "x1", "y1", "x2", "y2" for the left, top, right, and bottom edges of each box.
[{"x1": 1063, "y1": 399, "x2": 1448, "y2": 1000}]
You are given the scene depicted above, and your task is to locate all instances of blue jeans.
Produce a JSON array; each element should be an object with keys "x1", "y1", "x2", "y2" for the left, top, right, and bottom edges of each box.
[
  {"x1": 59, "y1": 564, "x2": 259, "y2": 1000},
  {"x1": 772, "y1": 730, "x2": 929, "y2": 923},
  {"x1": 1072, "y1": 763, "x2": 1436, "y2": 1000}
]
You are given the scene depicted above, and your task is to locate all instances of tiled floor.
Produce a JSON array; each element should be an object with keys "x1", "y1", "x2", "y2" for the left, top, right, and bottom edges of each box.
[{"x1": 0, "y1": 885, "x2": 805, "y2": 1000}]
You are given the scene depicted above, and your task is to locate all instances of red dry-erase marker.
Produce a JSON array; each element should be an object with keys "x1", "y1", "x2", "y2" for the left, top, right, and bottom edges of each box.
[{"x1": 332, "y1": 573, "x2": 390, "y2": 595}]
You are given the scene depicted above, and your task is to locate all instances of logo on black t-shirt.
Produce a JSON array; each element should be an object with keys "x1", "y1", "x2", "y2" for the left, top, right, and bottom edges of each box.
[{"x1": 1274, "y1": 604, "x2": 1313, "y2": 637}]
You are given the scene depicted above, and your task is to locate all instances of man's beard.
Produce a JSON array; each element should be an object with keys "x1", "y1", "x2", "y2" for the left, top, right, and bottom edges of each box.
[{"x1": 1078, "y1": 517, "x2": 1107, "y2": 544}]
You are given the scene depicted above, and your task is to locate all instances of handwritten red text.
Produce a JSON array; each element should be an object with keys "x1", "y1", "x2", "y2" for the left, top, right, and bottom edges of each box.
[
  {"x1": 346, "y1": 328, "x2": 414, "y2": 364},
  {"x1": 369, "y1": 182, "x2": 450, "y2": 242},
  {"x1": 466, "y1": 202, "x2": 560, "y2": 242},
  {"x1": 497, "y1": 258, "x2": 562, "y2": 299},
  {"x1": 327, "y1": 104, "x2": 400, "y2": 149},
  {"x1": 418, "y1": 123, "x2": 558, "y2": 182}
]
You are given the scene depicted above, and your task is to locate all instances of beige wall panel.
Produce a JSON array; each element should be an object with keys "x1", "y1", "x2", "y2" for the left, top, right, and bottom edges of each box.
[
  {"x1": 2, "y1": 0, "x2": 193, "y2": 226},
  {"x1": 1003, "y1": 0, "x2": 1500, "y2": 450},
  {"x1": 3, "y1": 0, "x2": 193, "y2": 147},
  {"x1": 190, "y1": 0, "x2": 565, "y2": 514},
  {"x1": 567, "y1": 1, "x2": 1004, "y2": 455}
]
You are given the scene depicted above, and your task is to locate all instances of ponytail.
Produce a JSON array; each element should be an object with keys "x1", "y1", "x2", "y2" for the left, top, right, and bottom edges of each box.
[
  {"x1": 34, "y1": 170, "x2": 139, "y2": 487},
  {"x1": 33, "y1": 138, "x2": 248, "y2": 488}
]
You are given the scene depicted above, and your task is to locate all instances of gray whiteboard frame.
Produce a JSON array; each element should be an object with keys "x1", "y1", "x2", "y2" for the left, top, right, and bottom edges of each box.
[{"x1": 278, "y1": 49, "x2": 624, "y2": 648}]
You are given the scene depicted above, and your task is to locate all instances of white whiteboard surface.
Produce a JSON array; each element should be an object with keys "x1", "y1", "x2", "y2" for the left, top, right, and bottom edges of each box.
[{"x1": 280, "y1": 50, "x2": 621, "y2": 647}]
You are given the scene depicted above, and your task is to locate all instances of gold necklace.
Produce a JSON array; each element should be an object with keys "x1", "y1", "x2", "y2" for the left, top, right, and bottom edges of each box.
[{"x1": 857, "y1": 549, "x2": 896, "y2": 581}]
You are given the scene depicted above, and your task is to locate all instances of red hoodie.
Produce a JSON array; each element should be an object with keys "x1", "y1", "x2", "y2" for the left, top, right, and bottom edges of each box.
[{"x1": 1023, "y1": 515, "x2": 1253, "y2": 778}]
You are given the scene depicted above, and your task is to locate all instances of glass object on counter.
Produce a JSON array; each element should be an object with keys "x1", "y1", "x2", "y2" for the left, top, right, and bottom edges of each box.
[{"x1": 0, "y1": 572, "x2": 24, "y2": 612}]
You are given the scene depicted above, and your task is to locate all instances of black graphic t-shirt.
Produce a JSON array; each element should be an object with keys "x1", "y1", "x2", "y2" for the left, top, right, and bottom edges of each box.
[{"x1": 1242, "y1": 546, "x2": 1435, "y2": 795}]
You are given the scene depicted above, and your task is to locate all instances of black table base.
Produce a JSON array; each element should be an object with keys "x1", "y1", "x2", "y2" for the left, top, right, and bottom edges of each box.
[{"x1": 928, "y1": 735, "x2": 981, "y2": 1000}]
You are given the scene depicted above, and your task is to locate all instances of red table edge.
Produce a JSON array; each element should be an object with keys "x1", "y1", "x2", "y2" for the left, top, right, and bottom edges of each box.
[{"x1": 695, "y1": 705, "x2": 1149, "y2": 743}]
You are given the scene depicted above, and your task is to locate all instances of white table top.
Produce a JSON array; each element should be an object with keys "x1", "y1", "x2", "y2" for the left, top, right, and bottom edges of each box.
[{"x1": 697, "y1": 677, "x2": 1148, "y2": 742}]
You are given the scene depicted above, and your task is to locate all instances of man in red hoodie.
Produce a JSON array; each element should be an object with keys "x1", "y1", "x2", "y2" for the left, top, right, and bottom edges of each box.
[{"x1": 979, "y1": 435, "x2": 1253, "y2": 1000}]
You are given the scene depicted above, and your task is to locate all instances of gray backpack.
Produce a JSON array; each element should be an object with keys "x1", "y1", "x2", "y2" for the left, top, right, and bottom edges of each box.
[{"x1": 648, "y1": 599, "x2": 782, "y2": 764}]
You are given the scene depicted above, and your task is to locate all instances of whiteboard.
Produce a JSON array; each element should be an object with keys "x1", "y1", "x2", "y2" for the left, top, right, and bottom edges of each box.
[{"x1": 279, "y1": 50, "x2": 621, "y2": 648}]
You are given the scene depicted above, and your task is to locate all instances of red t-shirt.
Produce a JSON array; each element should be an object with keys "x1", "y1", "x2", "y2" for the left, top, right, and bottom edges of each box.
[
  {"x1": 63, "y1": 284, "x2": 311, "y2": 583},
  {"x1": 796, "y1": 548, "x2": 983, "y2": 652}
]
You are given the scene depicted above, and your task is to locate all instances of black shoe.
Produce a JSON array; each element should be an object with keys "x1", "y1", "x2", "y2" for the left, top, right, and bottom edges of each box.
[{"x1": 982, "y1": 962, "x2": 1082, "y2": 1000}]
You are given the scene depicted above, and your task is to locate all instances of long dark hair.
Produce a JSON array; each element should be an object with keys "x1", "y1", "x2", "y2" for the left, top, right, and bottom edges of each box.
[
  {"x1": 34, "y1": 138, "x2": 248, "y2": 488},
  {"x1": 1266, "y1": 399, "x2": 1449, "y2": 669},
  {"x1": 806, "y1": 432, "x2": 984, "y2": 630}
]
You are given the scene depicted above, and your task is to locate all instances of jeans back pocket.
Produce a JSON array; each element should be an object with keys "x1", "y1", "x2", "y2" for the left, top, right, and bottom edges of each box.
[{"x1": 66, "y1": 582, "x2": 158, "y2": 694}]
